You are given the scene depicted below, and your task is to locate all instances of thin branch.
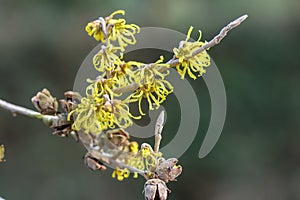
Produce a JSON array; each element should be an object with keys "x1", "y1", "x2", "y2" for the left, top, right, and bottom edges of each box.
[
  {"x1": 113, "y1": 14, "x2": 248, "y2": 94},
  {"x1": 191, "y1": 14, "x2": 248, "y2": 57},
  {"x1": 0, "y1": 98, "x2": 58, "y2": 125},
  {"x1": 154, "y1": 111, "x2": 164, "y2": 153}
]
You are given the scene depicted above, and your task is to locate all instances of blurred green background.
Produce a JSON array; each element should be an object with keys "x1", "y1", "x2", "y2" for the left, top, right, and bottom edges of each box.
[{"x1": 0, "y1": 0, "x2": 299, "y2": 199}]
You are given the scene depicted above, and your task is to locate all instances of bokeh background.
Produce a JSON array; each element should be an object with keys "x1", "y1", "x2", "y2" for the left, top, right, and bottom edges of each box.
[{"x1": 0, "y1": 0, "x2": 299, "y2": 199}]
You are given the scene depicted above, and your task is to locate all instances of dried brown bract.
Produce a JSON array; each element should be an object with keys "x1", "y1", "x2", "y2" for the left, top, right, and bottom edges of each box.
[{"x1": 144, "y1": 179, "x2": 169, "y2": 200}]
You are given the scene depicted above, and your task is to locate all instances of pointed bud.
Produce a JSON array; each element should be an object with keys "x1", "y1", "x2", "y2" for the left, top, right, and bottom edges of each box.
[{"x1": 144, "y1": 179, "x2": 169, "y2": 200}]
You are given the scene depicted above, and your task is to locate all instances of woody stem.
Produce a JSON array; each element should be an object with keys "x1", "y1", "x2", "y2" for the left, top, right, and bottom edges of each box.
[{"x1": 113, "y1": 14, "x2": 248, "y2": 94}]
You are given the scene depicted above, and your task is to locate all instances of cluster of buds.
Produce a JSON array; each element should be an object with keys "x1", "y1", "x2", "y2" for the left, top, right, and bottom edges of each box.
[{"x1": 31, "y1": 89, "x2": 81, "y2": 137}]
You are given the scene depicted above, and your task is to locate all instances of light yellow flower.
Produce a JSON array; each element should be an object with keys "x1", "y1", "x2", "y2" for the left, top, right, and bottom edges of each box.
[
  {"x1": 126, "y1": 143, "x2": 162, "y2": 174},
  {"x1": 173, "y1": 26, "x2": 211, "y2": 80},
  {"x1": 129, "y1": 141, "x2": 139, "y2": 154},
  {"x1": 85, "y1": 10, "x2": 140, "y2": 52},
  {"x1": 69, "y1": 78, "x2": 139, "y2": 134},
  {"x1": 127, "y1": 152, "x2": 145, "y2": 171},
  {"x1": 111, "y1": 60, "x2": 143, "y2": 88},
  {"x1": 106, "y1": 10, "x2": 140, "y2": 51},
  {"x1": 93, "y1": 44, "x2": 123, "y2": 73},
  {"x1": 68, "y1": 95, "x2": 104, "y2": 134},
  {"x1": 133, "y1": 56, "x2": 170, "y2": 86},
  {"x1": 85, "y1": 19, "x2": 106, "y2": 42},
  {"x1": 86, "y1": 77, "x2": 119, "y2": 99},
  {"x1": 127, "y1": 80, "x2": 173, "y2": 115},
  {"x1": 109, "y1": 99, "x2": 141, "y2": 128},
  {"x1": 127, "y1": 56, "x2": 173, "y2": 115}
]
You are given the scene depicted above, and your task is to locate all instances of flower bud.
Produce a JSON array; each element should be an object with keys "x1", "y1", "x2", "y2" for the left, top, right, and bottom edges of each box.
[
  {"x1": 84, "y1": 153, "x2": 107, "y2": 171},
  {"x1": 31, "y1": 88, "x2": 58, "y2": 115},
  {"x1": 156, "y1": 158, "x2": 182, "y2": 183},
  {"x1": 144, "y1": 179, "x2": 169, "y2": 200}
]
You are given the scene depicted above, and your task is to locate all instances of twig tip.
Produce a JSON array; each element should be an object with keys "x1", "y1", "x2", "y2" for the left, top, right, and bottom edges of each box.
[{"x1": 240, "y1": 14, "x2": 248, "y2": 21}]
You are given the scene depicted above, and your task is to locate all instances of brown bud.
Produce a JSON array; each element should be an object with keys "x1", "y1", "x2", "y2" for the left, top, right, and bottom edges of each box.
[
  {"x1": 59, "y1": 91, "x2": 81, "y2": 113},
  {"x1": 64, "y1": 91, "x2": 81, "y2": 102},
  {"x1": 50, "y1": 113, "x2": 72, "y2": 137},
  {"x1": 84, "y1": 153, "x2": 107, "y2": 171},
  {"x1": 31, "y1": 88, "x2": 58, "y2": 115},
  {"x1": 106, "y1": 128, "x2": 130, "y2": 147},
  {"x1": 155, "y1": 158, "x2": 182, "y2": 183},
  {"x1": 144, "y1": 179, "x2": 169, "y2": 200}
]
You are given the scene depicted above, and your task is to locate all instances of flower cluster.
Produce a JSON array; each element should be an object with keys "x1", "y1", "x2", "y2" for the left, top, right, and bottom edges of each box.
[
  {"x1": 173, "y1": 26, "x2": 211, "y2": 80},
  {"x1": 85, "y1": 10, "x2": 140, "y2": 50},
  {"x1": 70, "y1": 10, "x2": 144, "y2": 135},
  {"x1": 71, "y1": 11, "x2": 212, "y2": 153},
  {"x1": 86, "y1": 10, "x2": 142, "y2": 89},
  {"x1": 69, "y1": 78, "x2": 139, "y2": 134},
  {"x1": 70, "y1": 11, "x2": 213, "y2": 191}
]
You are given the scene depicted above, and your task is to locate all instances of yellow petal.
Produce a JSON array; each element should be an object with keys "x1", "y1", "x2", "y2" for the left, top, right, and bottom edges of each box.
[{"x1": 110, "y1": 10, "x2": 125, "y2": 17}]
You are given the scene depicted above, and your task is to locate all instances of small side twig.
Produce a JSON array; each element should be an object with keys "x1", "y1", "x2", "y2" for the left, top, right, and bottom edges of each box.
[{"x1": 154, "y1": 111, "x2": 164, "y2": 153}]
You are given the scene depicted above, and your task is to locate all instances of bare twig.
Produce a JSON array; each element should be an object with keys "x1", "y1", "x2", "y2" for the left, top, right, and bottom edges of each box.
[
  {"x1": 113, "y1": 14, "x2": 248, "y2": 94},
  {"x1": 173, "y1": 14, "x2": 248, "y2": 63},
  {"x1": 0, "y1": 98, "x2": 58, "y2": 125},
  {"x1": 154, "y1": 111, "x2": 164, "y2": 153}
]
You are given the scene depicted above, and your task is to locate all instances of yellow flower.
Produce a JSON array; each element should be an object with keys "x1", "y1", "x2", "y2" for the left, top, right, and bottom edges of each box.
[
  {"x1": 69, "y1": 95, "x2": 104, "y2": 134},
  {"x1": 173, "y1": 26, "x2": 211, "y2": 80},
  {"x1": 127, "y1": 79, "x2": 173, "y2": 115},
  {"x1": 126, "y1": 143, "x2": 163, "y2": 174},
  {"x1": 69, "y1": 78, "x2": 139, "y2": 134},
  {"x1": 0, "y1": 144, "x2": 5, "y2": 162},
  {"x1": 129, "y1": 141, "x2": 139, "y2": 154},
  {"x1": 69, "y1": 97, "x2": 136, "y2": 134},
  {"x1": 141, "y1": 145, "x2": 152, "y2": 157},
  {"x1": 85, "y1": 19, "x2": 106, "y2": 42},
  {"x1": 86, "y1": 77, "x2": 119, "y2": 99},
  {"x1": 112, "y1": 167, "x2": 130, "y2": 181},
  {"x1": 133, "y1": 56, "x2": 170, "y2": 86},
  {"x1": 127, "y1": 153, "x2": 145, "y2": 171},
  {"x1": 106, "y1": 10, "x2": 140, "y2": 51},
  {"x1": 127, "y1": 56, "x2": 173, "y2": 115},
  {"x1": 109, "y1": 99, "x2": 141, "y2": 128},
  {"x1": 111, "y1": 60, "x2": 143, "y2": 88},
  {"x1": 141, "y1": 143, "x2": 161, "y2": 171},
  {"x1": 85, "y1": 10, "x2": 140, "y2": 53},
  {"x1": 93, "y1": 44, "x2": 123, "y2": 73}
]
